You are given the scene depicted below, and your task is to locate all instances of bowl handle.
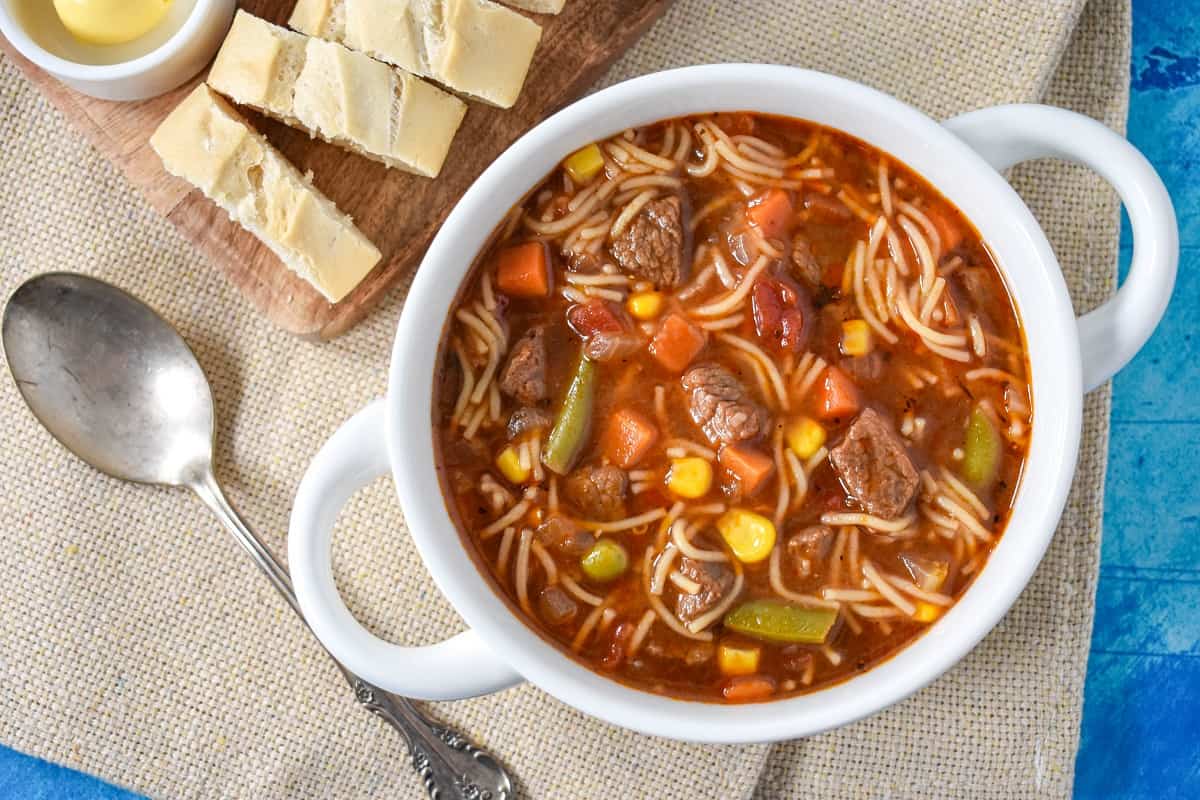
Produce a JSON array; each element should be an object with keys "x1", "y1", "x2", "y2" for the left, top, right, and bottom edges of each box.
[
  {"x1": 944, "y1": 104, "x2": 1178, "y2": 391},
  {"x1": 289, "y1": 399, "x2": 523, "y2": 700}
]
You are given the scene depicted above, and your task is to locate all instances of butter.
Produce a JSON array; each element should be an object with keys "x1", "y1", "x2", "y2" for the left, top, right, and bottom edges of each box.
[
  {"x1": 12, "y1": 0, "x2": 196, "y2": 65},
  {"x1": 53, "y1": 0, "x2": 172, "y2": 46}
]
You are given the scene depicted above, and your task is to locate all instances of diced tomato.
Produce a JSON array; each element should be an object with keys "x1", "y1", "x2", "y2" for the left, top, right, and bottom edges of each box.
[
  {"x1": 601, "y1": 407, "x2": 660, "y2": 469},
  {"x1": 569, "y1": 300, "x2": 643, "y2": 362},
  {"x1": 649, "y1": 313, "x2": 706, "y2": 372},
  {"x1": 601, "y1": 622, "x2": 636, "y2": 671},
  {"x1": 495, "y1": 241, "x2": 551, "y2": 298},
  {"x1": 815, "y1": 366, "x2": 860, "y2": 421},
  {"x1": 718, "y1": 443, "x2": 776, "y2": 497},
  {"x1": 746, "y1": 189, "x2": 794, "y2": 240},
  {"x1": 567, "y1": 299, "x2": 625, "y2": 338},
  {"x1": 751, "y1": 278, "x2": 809, "y2": 352}
]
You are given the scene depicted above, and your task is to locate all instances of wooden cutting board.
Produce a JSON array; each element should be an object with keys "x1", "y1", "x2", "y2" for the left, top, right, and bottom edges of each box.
[{"x1": 0, "y1": 1, "x2": 673, "y2": 338}]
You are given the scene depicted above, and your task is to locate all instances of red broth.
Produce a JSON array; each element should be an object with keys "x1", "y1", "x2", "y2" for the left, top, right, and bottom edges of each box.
[{"x1": 433, "y1": 114, "x2": 1030, "y2": 703}]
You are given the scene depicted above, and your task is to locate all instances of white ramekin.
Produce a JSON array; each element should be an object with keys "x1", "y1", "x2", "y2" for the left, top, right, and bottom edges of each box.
[
  {"x1": 0, "y1": 0, "x2": 234, "y2": 101},
  {"x1": 287, "y1": 65, "x2": 1177, "y2": 744}
]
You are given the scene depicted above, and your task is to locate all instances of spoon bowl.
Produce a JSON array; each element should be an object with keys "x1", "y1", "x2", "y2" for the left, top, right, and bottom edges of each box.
[
  {"x1": 2, "y1": 272, "x2": 512, "y2": 799},
  {"x1": 3, "y1": 272, "x2": 214, "y2": 487}
]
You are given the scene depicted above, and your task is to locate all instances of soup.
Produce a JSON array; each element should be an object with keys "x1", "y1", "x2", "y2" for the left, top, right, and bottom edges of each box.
[{"x1": 433, "y1": 113, "x2": 1031, "y2": 703}]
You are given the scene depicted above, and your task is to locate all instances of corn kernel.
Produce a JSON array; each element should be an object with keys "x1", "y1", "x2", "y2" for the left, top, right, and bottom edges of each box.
[
  {"x1": 913, "y1": 602, "x2": 942, "y2": 623},
  {"x1": 495, "y1": 446, "x2": 530, "y2": 484},
  {"x1": 563, "y1": 143, "x2": 604, "y2": 184},
  {"x1": 667, "y1": 457, "x2": 713, "y2": 498},
  {"x1": 784, "y1": 416, "x2": 826, "y2": 460},
  {"x1": 716, "y1": 508, "x2": 776, "y2": 564},
  {"x1": 841, "y1": 319, "x2": 873, "y2": 356},
  {"x1": 718, "y1": 642, "x2": 761, "y2": 676},
  {"x1": 627, "y1": 291, "x2": 664, "y2": 321}
]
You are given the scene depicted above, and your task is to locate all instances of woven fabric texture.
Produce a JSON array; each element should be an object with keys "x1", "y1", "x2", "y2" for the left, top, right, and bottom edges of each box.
[{"x1": 0, "y1": 0, "x2": 1127, "y2": 797}]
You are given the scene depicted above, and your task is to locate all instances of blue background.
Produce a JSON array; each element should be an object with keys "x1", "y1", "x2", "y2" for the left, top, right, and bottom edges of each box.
[{"x1": 1, "y1": 1, "x2": 1197, "y2": 797}]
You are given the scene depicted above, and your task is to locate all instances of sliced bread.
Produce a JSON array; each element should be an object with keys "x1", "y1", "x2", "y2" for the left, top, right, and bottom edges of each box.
[
  {"x1": 289, "y1": 0, "x2": 542, "y2": 109},
  {"x1": 208, "y1": 10, "x2": 467, "y2": 178},
  {"x1": 150, "y1": 85, "x2": 381, "y2": 303},
  {"x1": 498, "y1": 0, "x2": 566, "y2": 13}
]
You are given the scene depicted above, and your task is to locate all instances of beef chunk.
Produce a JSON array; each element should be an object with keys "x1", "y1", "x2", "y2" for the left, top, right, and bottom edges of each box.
[
  {"x1": 507, "y1": 407, "x2": 553, "y2": 440},
  {"x1": 674, "y1": 556, "x2": 736, "y2": 625},
  {"x1": 567, "y1": 250, "x2": 601, "y2": 273},
  {"x1": 440, "y1": 436, "x2": 489, "y2": 470},
  {"x1": 498, "y1": 326, "x2": 547, "y2": 405},
  {"x1": 609, "y1": 196, "x2": 687, "y2": 288},
  {"x1": 536, "y1": 515, "x2": 596, "y2": 557},
  {"x1": 829, "y1": 408, "x2": 919, "y2": 519},
  {"x1": 839, "y1": 351, "x2": 886, "y2": 384},
  {"x1": 780, "y1": 645, "x2": 815, "y2": 676},
  {"x1": 802, "y1": 192, "x2": 852, "y2": 222},
  {"x1": 565, "y1": 464, "x2": 628, "y2": 521},
  {"x1": 950, "y1": 265, "x2": 999, "y2": 330},
  {"x1": 785, "y1": 524, "x2": 834, "y2": 574},
  {"x1": 813, "y1": 300, "x2": 852, "y2": 353},
  {"x1": 681, "y1": 363, "x2": 771, "y2": 444},
  {"x1": 538, "y1": 586, "x2": 579, "y2": 625},
  {"x1": 790, "y1": 237, "x2": 822, "y2": 288},
  {"x1": 953, "y1": 265, "x2": 999, "y2": 308}
]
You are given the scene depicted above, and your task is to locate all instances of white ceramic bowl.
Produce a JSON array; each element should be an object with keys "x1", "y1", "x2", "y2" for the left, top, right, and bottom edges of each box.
[
  {"x1": 288, "y1": 66, "x2": 1177, "y2": 743},
  {"x1": 0, "y1": 0, "x2": 234, "y2": 101}
]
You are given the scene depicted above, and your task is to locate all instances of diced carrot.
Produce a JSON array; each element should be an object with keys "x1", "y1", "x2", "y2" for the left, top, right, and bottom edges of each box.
[
  {"x1": 923, "y1": 204, "x2": 965, "y2": 253},
  {"x1": 722, "y1": 675, "x2": 777, "y2": 702},
  {"x1": 649, "y1": 313, "x2": 706, "y2": 372},
  {"x1": 601, "y1": 407, "x2": 660, "y2": 469},
  {"x1": 718, "y1": 443, "x2": 776, "y2": 497},
  {"x1": 495, "y1": 241, "x2": 551, "y2": 298},
  {"x1": 815, "y1": 366, "x2": 860, "y2": 422},
  {"x1": 746, "y1": 189, "x2": 794, "y2": 240}
]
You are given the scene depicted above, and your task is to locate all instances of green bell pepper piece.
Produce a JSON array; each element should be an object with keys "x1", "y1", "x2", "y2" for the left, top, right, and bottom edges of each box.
[
  {"x1": 542, "y1": 354, "x2": 596, "y2": 475},
  {"x1": 723, "y1": 599, "x2": 839, "y2": 644},
  {"x1": 962, "y1": 404, "x2": 1002, "y2": 488}
]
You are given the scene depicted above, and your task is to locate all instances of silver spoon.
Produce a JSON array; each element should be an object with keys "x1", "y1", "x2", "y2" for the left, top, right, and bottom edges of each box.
[{"x1": 2, "y1": 273, "x2": 513, "y2": 800}]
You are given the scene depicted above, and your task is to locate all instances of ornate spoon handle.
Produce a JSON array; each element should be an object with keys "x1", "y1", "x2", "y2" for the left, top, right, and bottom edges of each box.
[
  {"x1": 191, "y1": 470, "x2": 513, "y2": 800},
  {"x1": 351, "y1": 675, "x2": 513, "y2": 800}
]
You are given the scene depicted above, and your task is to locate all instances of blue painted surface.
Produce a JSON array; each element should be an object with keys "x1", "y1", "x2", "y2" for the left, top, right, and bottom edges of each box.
[
  {"x1": 0, "y1": 757, "x2": 135, "y2": 800},
  {"x1": 1074, "y1": 1, "x2": 1200, "y2": 796},
  {"x1": 0, "y1": 1, "x2": 1197, "y2": 797}
]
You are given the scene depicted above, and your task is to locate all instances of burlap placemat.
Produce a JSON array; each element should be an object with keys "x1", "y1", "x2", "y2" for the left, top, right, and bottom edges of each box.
[{"x1": 0, "y1": 1, "x2": 1126, "y2": 797}]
